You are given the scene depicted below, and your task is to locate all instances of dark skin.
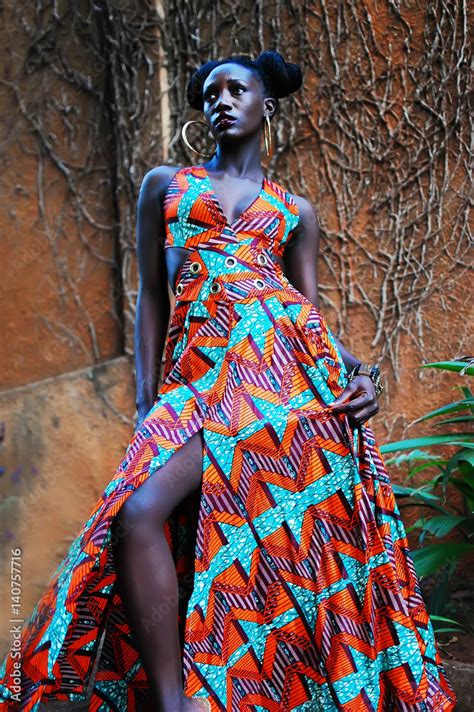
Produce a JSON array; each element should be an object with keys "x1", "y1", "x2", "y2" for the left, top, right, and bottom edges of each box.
[{"x1": 111, "y1": 62, "x2": 380, "y2": 712}]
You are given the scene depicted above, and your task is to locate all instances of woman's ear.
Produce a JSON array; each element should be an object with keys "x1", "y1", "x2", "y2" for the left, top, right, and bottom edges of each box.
[{"x1": 263, "y1": 97, "x2": 277, "y2": 119}]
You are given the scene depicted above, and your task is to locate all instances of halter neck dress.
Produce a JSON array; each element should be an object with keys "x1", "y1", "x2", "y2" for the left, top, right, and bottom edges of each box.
[{"x1": 0, "y1": 165, "x2": 456, "y2": 711}]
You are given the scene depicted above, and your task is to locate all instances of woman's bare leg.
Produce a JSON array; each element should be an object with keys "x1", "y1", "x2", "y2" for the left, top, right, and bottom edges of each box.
[{"x1": 111, "y1": 430, "x2": 210, "y2": 712}]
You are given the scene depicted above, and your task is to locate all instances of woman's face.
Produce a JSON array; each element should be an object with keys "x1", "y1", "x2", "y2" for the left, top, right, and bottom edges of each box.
[{"x1": 202, "y1": 63, "x2": 274, "y2": 141}]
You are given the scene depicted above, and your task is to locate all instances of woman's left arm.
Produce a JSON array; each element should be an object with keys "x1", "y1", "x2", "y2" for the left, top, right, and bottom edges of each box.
[{"x1": 282, "y1": 195, "x2": 380, "y2": 426}]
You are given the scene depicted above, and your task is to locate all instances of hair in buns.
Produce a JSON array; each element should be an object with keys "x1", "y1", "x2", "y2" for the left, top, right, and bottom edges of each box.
[{"x1": 186, "y1": 50, "x2": 302, "y2": 113}]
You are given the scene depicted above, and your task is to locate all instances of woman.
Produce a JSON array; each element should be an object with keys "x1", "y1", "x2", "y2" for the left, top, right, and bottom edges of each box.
[{"x1": 0, "y1": 51, "x2": 456, "y2": 711}]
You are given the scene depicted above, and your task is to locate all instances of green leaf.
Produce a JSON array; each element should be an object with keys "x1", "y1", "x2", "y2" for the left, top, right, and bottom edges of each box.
[
  {"x1": 457, "y1": 458, "x2": 474, "y2": 483},
  {"x1": 404, "y1": 461, "x2": 448, "y2": 480},
  {"x1": 456, "y1": 449, "x2": 474, "y2": 467},
  {"x1": 420, "y1": 360, "x2": 474, "y2": 376},
  {"x1": 391, "y1": 484, "x2": 436, "y2": 498},
  {"x1": 413, "y1": 398, "x2": 474, "y2": 423},
  {"x1": 391, "y1": 484, "x2": 444, "y2": 506},
  {"x1": 380, "y1": 434, "x2": 474, "y2": 454},
  {"x1": 385, "y1": 449, "x2": 441, "y2": 465},
  {"x1": 411, "y1": 542, "x2": 474, "y2": 577},
  {"x1": 420, "y1": 515, "x2": 472, "y2": 538},
  {"x1": 430, "y1": 614, "x2": 463, "y2": 624},
  {"x1": 443, "y1": 449, "x2": 474, "y2": 482},
  {"x1": 428, "y1": 450, "x2": 474, "y2": 489},
  {"x1": 434, "y1": 415, "x2": 474, "y2": 425},
  {"x1": 429, "y1": 614, "x2": 465, "y2": 633},
  {"x1": 410, "y1": 517, "x2": 428, "y2": 532},
  {"x1": 448, "y1": 477, "x2": 474, "y2": 505}
]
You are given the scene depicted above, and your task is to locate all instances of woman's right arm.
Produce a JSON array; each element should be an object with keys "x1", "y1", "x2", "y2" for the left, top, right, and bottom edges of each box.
[{"x1": 134, "y1": 167, "x2": 172, "y2": 428}]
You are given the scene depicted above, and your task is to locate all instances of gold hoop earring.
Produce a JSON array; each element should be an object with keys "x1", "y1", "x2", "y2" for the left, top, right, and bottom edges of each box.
[
  {"x1": 263, "y1": 113, "x2": 272, "y2": 157},
  {"x1": 181, "y1": 120, "x2": 216, "y2": 158}
]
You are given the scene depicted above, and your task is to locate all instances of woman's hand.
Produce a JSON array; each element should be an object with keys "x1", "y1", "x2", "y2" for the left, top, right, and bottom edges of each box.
[{"x1": 327, "y1": 374, "x2": 380, "y2": 427}]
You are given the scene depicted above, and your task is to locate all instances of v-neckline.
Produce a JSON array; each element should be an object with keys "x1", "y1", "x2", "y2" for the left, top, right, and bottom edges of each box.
[{"x1": 201, "y1": 165, "x2": 267, "y2": 228}]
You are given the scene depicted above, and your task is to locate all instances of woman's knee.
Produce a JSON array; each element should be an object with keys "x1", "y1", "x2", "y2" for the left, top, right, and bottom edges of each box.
[
  {"x1": 111, "y1": 432, "x2": 205, "y2": 548},
  {"x1": 110, "y1": 491, "x2": 158, "y2": 549}
]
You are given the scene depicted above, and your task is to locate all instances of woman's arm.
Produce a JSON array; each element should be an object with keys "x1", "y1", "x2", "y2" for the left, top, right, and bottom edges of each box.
[
  {"x1": 283, "y1": 195, "x2": 380, "y2": 425},
  {"x1": 134, "y1": 168, "x2": 171, "y2": 427}
]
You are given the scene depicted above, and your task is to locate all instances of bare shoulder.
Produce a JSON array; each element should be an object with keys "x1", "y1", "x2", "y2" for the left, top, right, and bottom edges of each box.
[
  {"x1": 139, "y1": 164, "x2": 186, "y2": 205},
  {"x1": 287, "y1": 192, "x2": 320, "y2": 231},
  {"x1": 136, "y1": 166, "x2": 186, "y2": 254}
]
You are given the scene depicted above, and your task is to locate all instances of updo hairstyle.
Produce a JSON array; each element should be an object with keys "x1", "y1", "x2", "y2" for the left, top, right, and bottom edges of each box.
[{"x1": 186, "y1": 50, "x2": 302, "y2": 114}]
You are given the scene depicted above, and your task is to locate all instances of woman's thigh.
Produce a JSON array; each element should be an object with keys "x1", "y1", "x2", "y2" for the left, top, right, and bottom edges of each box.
[{"x1": 112, "y1": 429, "x2": 205, "y2": 532}]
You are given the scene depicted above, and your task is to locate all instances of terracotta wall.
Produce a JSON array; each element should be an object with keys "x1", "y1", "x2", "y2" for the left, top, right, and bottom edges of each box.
[
  {"x1": 0, "y1": 36, "x2": 120, "y2": 389},
  {"x1": 0, "y1": 2, "x2": 154, "y2": 653}
]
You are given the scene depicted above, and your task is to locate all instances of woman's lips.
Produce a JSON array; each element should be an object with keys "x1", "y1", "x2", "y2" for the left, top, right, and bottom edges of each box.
[{"x1": 215, "y1": 116, "x2": 236, "y2": 128}]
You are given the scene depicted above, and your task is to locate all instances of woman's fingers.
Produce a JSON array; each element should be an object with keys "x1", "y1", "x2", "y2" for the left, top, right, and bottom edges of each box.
[
  {"x1": 347, "y1": 402, "x2": 380, "y2": 426},
  {"x1": 327, "y1": 382, "x2": 357, "y2": 411},
  {"x1": 327, "y1": 374, "x2": 379, "y2": 427},
  {"x1": 330, "y1": 391, "x2": 372, "y2": 413}
]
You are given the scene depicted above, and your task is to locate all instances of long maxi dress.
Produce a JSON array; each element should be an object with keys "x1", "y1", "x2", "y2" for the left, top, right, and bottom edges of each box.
[{"x1": 0, "y1": 164, "x2": 457, "y2": 711}]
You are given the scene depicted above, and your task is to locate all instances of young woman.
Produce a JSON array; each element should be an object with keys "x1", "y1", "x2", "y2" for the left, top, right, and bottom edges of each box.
[{"x1": 0, "y1": 51, "x2": 456, "y2": 711}]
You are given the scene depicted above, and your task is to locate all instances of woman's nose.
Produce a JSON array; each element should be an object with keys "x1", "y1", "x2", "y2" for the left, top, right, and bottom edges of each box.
[{"x1": 214, "y1": 92, "x2": 233, "y2": 110}]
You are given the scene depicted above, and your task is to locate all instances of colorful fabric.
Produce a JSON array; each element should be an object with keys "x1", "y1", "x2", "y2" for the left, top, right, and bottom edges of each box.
[{"x1": 0, "y1": 164, "x2": 457, "y2": 710}]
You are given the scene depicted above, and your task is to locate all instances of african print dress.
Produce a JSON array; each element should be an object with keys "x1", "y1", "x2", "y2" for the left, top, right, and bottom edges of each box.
[{"x1": 0, "y1": 164, "x2": 457, "y2": 711}]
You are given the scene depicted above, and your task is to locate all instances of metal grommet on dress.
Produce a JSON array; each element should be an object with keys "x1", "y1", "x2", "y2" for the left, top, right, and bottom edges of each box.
[
  {"x1": 210, "y1": 282, "x2": 222, "y2": 294},
  {"x1": 224, "y1": 256, "x2": 237, "y2": 268},
  {"x1": 176, "y1": 283, "x2": 184, "y2": 296},
  {"x1": 255, "y1": 278, "x2": 265, "y2": 290},
  {"x1": 257, "y1": 253, "x2": 267, "y2": 265},
  {"x1": 190, "y1": 261, "x2": 201, "y2": 274}
]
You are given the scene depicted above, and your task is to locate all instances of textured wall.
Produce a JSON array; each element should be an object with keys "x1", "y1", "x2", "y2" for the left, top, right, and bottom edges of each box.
[
  {"x1": 0, "y1": 6, "x2": 122, "y2": 389},
  {"x1": 0, "y1": 1, "x2": 161, "y2": 650},
  {"x1": 0, "y1": 357, "x2": 135, "y2": 651}
]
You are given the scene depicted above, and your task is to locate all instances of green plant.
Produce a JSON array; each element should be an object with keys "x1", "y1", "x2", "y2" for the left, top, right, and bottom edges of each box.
[{"x1": 380, "y1": 357, "x2": 474, "y2": 626}]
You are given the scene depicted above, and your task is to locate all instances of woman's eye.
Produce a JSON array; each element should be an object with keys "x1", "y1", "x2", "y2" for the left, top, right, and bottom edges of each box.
[{"x1": 205, "y1": 86, "x2": 245, "y2": 102}]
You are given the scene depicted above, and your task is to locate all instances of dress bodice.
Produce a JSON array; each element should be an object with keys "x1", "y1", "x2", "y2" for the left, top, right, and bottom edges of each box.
[{"x1": 163, "y1": 164, "x2": 300, "y2": 258}]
